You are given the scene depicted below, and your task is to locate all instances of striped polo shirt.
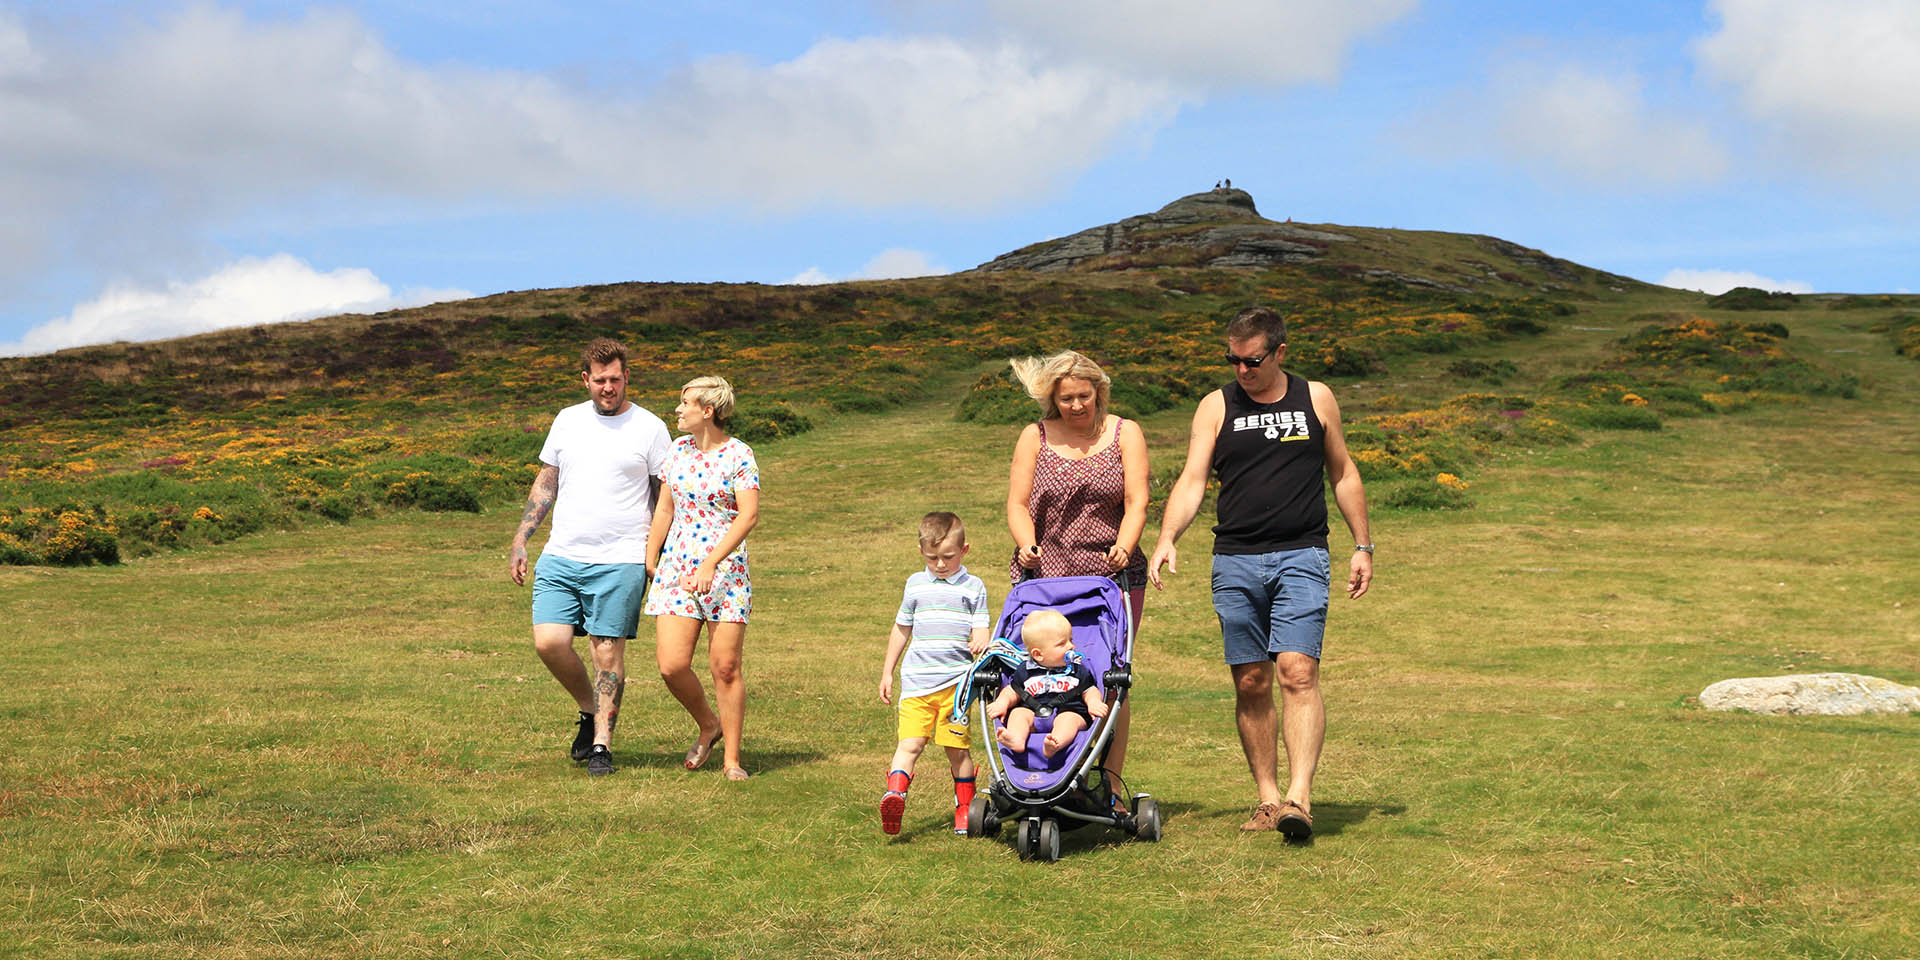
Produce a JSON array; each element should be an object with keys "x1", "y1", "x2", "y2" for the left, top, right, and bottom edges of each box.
[{"x1": 894, "y1": 565, "x2": 990, "y2": 698}]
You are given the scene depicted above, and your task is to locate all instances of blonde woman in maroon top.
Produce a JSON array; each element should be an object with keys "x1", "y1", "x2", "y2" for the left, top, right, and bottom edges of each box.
[{"x1": 1005, "y1": 350, "x2": 1149, "y2": 788}]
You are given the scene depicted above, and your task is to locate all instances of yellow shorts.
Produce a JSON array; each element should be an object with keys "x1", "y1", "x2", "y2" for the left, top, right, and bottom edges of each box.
[{"x1": 897, "y1": 686, "x2": 973, "y2": 749}]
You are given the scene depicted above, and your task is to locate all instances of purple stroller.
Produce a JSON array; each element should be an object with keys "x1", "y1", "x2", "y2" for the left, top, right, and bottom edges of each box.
[{"x1": 960, "y1": 575, "x2": 1162, "y2": 861}]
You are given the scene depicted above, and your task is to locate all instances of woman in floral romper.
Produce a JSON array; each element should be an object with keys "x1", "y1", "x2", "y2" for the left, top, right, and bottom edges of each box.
[{"x1": 646, "y1": 375, "x2": 761, "y2": 781}]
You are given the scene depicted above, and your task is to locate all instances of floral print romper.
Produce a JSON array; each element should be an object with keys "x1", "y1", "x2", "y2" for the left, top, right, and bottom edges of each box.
[{"x1": 644, "y1": 435, "x2": 759, "y2": 623}]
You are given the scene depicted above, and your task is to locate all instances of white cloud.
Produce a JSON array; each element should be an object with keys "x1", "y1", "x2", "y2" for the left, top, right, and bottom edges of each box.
[
  {"x1": 0, "y1": 255, "x2": 471, "y2": 356},
  {"x1": 0, "y1": 7, "x2": 1174, "y2": 302},
  {"x1": 786, "y1": 267, "x2": 836, "y2": 286},
  {"x1": 785, "y1": 248, "x2": 949, "y2": 285},
  {"x1": 1658, "y1": 268, "x2": 1813, "y2": 295},
  {"x1": 642, "y1": 37, "x2": 1174, "y2": 212},
  {"x1": 1696, "y1": 0, "x2": 1920, "y2": 183},
  {"x1": 980, "y1": 0, "x2": 1419, "y2": 88},
  {"x1": 1490, "y1": 64, "x2": 1726, "y2": 187},
  {"x1": 0, "y1": 13, "x2": 41, "y2": 78}
]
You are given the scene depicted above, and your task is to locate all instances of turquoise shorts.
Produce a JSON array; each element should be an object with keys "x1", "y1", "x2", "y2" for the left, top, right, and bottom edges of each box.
[{"x1": 532, "y1": 554, "x2": 649, "y2": 639}]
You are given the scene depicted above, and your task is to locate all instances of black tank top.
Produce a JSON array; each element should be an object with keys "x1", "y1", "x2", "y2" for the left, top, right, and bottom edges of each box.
[{"x1": 1211, "y1": 374, "x2": 1329, "y2": 554}]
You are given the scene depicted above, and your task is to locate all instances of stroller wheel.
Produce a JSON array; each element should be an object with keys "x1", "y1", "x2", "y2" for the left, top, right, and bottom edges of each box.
[
  {"x1": 1016, "y1": 819, "x2": 1036, "y2": 861},
  {"x1": 1038, "y1": 819, "x2": 1062, "y2": 862},
  {"x1": 967, "y1": 793, "x2": 996, "y2": 838},
  {"x1": 1136, "y1": 797, "x2": 1162, "y2": 843}
]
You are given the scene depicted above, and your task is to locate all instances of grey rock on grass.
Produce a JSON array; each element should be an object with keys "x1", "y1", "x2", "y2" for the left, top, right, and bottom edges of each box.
[{"x1": 1699, "y1": 672, "x2": 1920, "y2": 716}]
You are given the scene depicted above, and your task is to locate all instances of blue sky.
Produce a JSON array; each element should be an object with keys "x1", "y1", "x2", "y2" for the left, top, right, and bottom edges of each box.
[{"x1": 2, "y1": 0, "x2": 1915, "y2": 355}]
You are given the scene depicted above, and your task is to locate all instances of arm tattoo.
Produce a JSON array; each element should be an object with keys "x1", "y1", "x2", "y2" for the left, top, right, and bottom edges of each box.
[{"x1": 513, "y1": 467, "x2": 559, "y2": 541}]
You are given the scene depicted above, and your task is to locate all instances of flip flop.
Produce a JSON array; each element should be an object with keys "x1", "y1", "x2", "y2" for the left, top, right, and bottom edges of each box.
[
  {"x1": 724, "y1": 766, "x2": 750, "y2": 782},
  {"x1": 684, "y1": 729, "x2": 722, "y2": 770}
]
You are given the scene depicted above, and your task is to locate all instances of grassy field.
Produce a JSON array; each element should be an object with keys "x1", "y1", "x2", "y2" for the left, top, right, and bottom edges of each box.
[{"x1": 4, "y1": 296, "x2": 1918, "y2": 958}]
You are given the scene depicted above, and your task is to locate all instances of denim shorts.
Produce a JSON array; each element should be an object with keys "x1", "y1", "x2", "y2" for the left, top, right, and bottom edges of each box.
[
  {"x1": 1211, "y1": 547, "x2": 1331, "y2": 664},
  {"x1": 531, "y1": 554, "x2": 649, "y2": 639}
]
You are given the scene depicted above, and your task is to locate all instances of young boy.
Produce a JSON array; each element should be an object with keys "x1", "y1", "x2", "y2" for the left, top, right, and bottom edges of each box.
[
  {"x1": 878, "y1": 511, "x2": 991, "y2": 835},
  {"x1": 987, "y1": 609, "x2": 1110, "y2": 758}
]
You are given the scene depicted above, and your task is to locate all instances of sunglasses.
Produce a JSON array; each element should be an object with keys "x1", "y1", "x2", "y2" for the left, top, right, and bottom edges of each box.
[{"x1": 1223, "y1": 345, "x2": 1279, "y2": 368}]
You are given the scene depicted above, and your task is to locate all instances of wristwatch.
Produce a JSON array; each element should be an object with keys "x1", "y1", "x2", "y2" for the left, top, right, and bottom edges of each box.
[{"x1": 1353, "y1": 543, "x2": 1375, "y2": 554}]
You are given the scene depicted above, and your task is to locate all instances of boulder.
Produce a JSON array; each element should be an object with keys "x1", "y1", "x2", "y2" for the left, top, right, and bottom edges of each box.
[
  {"x1": 971, "y1": 189, "x2": 1356, "y2": 273},
  {"x1": 1699, "y1": 673, "x2": 1920, "y2": 716}
]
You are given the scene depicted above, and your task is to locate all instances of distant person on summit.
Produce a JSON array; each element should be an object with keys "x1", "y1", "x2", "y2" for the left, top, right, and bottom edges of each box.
[
  {"x1": 1148, "y1": 306, "x2": 1372, "y2": 840},
  {"x1": 508, "y1": 338, "x2": 672, "y2": 777}
]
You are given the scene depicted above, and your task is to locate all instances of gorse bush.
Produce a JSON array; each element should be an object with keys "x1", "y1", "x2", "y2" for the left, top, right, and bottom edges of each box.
[
  {"x1": 0, "y1": 504, "x2": 121, "y2": 566},
  {"x1": 733, "y1": 401, "x2": 814, "y2": 443},
  {"x1": 1707, "y1": 286, "x2": 1799, "y2": 310},
  {"x1": 1879, "y1": 315, "x2": 1920, "y2": 359},
  {"x1": 1569, "y1": 405, "x2": 1663, "y2": 431},
  {"x1": 1379, "y1": 474, "x2": 1473, "y2": 511}
]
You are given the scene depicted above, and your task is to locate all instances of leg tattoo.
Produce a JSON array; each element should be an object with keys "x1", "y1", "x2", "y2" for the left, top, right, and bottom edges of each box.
[{"x1": 594, "y1": 669, "x2": 624, "y2": 738}]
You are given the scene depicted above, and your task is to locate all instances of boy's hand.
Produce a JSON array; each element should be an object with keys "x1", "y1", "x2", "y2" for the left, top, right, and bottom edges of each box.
[
  {"x1": 968, "y1": 635, "x2": 989, "y2": 657},
  {"x1": 1088, "y1": 695, "x2": 1110, "y2": 719},
  {"x1": 878, "y1": 675, "x2": 893, "y2": 705}
]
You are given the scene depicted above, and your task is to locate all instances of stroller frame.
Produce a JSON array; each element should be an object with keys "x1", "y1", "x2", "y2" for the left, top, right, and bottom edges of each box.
[{"x1": 962, "y1": 575, "x2": 1163, "y2": 861}]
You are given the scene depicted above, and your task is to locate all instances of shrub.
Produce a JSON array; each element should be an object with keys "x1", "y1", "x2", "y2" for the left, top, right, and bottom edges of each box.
[
  {"x1": 1380, "y1": 477, "x2": 1473, "y2": 511},
  {"x1": 1107, "y1": 380, "x2": 1175, "y2": 418},
  {"x1": 316, "y1": 494, "x2": 359, "y2": 523},
  {"x1": 1884, "y1": 315, "x2": 1920, "y2": 359},
  {"x1": 733, "y1": 401, "x2": 814, "y2": 443},
  {"x1": 1510, "y1": 415, "x2": 1578, "y2": 444},
  {"x1": 818, "y1": 387, "x2": 890, "y2": 414},
  {"x1": 0, "y1": 504, "x2": 121, "y2": 565},
  {"x1": 384, "y1": 473, "x2": 482, "y2": 512},
  {"x1": 956, "y1": 369, "x2": 1036, "y2": 425},
  {"x1": 460, "y1": 426, "x2": 545, "y2": 464},
  {"x1": 1707, "y1": 287, "x2": 1798, "y2": 310},
  {"x1": 1446, "y1": 358, "x2": 1518, "y2": 383},
  {"x1": 1570, "y1": 405, "x2": 1662, "y2": 430}
]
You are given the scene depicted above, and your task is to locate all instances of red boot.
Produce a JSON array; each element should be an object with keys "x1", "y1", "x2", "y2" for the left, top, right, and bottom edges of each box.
[{"x1": 880, "y1": 769, "x2": 911, "y2": 835}]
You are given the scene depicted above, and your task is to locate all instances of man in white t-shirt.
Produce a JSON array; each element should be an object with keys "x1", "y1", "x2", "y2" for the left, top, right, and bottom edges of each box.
[{"x1": 508, "y1": 338, "x2": 673, "y2": 776}]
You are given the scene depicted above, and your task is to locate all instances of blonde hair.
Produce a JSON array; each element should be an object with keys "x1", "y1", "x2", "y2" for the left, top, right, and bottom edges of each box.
[
  {"x1": 1022, "y1": 609, "x2": 1071, "y2": 651},
  {"x1": 681, "y1": 375, "x2": 736, "y2": 430},
  {"x1": 1007, "y1": 350, "x2": 1110, "y2": 421},
  {"x1": 918, "y1": 511, "x2": 966, "y2": 550}
]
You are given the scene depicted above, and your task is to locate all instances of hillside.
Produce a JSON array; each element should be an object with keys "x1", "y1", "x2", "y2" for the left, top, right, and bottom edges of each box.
[
  {"x1": 973, "y1": 189, "x2": 1650, "y2": 298},
  {"x1": 4, "y1": 288, "x2": 1917, "y2": 957},
  {"x1": 2, "y1": 192, "x2": 1912, "y2": 565}
]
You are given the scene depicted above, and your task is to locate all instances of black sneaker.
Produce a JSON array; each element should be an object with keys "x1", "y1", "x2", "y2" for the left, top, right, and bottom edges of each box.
[
  {"x1": 586, "y1": 744, "x2": 614, "y2": 776},
  {"x1": 570, "y1": 711, "x2": 594, "y2": 762}
]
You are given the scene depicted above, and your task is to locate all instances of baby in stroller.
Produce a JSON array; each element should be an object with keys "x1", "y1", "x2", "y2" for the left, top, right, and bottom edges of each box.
[
  {"x1": 986, "y1": 609, "x2": 1109, "y2": 758},
  {"x1": 956, "y1": 576, "x2": 1161, "y2": 860}
]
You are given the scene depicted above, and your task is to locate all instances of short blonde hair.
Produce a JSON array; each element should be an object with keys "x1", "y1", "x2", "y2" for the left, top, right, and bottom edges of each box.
[
  {"x1": 1008, "y1": 350, "x2": 1110, "y2": 421},
  {"x1": 918, "y1": 511, "x2": 965, "y2": 550},
  {"x1": 682, "y1": 375, "x2": 736, "y2": 430}
]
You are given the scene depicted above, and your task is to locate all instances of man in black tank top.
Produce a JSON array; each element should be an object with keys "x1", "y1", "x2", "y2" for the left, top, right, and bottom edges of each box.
[{"x1": 1148, "y1": 306, "x2": 1374, "y2": 840}]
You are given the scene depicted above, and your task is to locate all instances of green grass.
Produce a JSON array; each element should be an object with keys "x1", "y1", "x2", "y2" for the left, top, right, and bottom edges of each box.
[{"x1": 4, "y1": 295, "x2": 1918, "y2": 958}]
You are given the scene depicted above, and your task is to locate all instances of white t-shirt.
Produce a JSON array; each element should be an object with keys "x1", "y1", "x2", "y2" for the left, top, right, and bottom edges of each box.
[{"x1": 537, "y1": 400, "x2": 673, "y2": 565}]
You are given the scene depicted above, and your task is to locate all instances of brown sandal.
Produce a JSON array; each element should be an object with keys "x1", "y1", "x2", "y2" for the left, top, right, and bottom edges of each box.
[{"x1": 683, "y1": 729, "x2": 722, "y2": 770}]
